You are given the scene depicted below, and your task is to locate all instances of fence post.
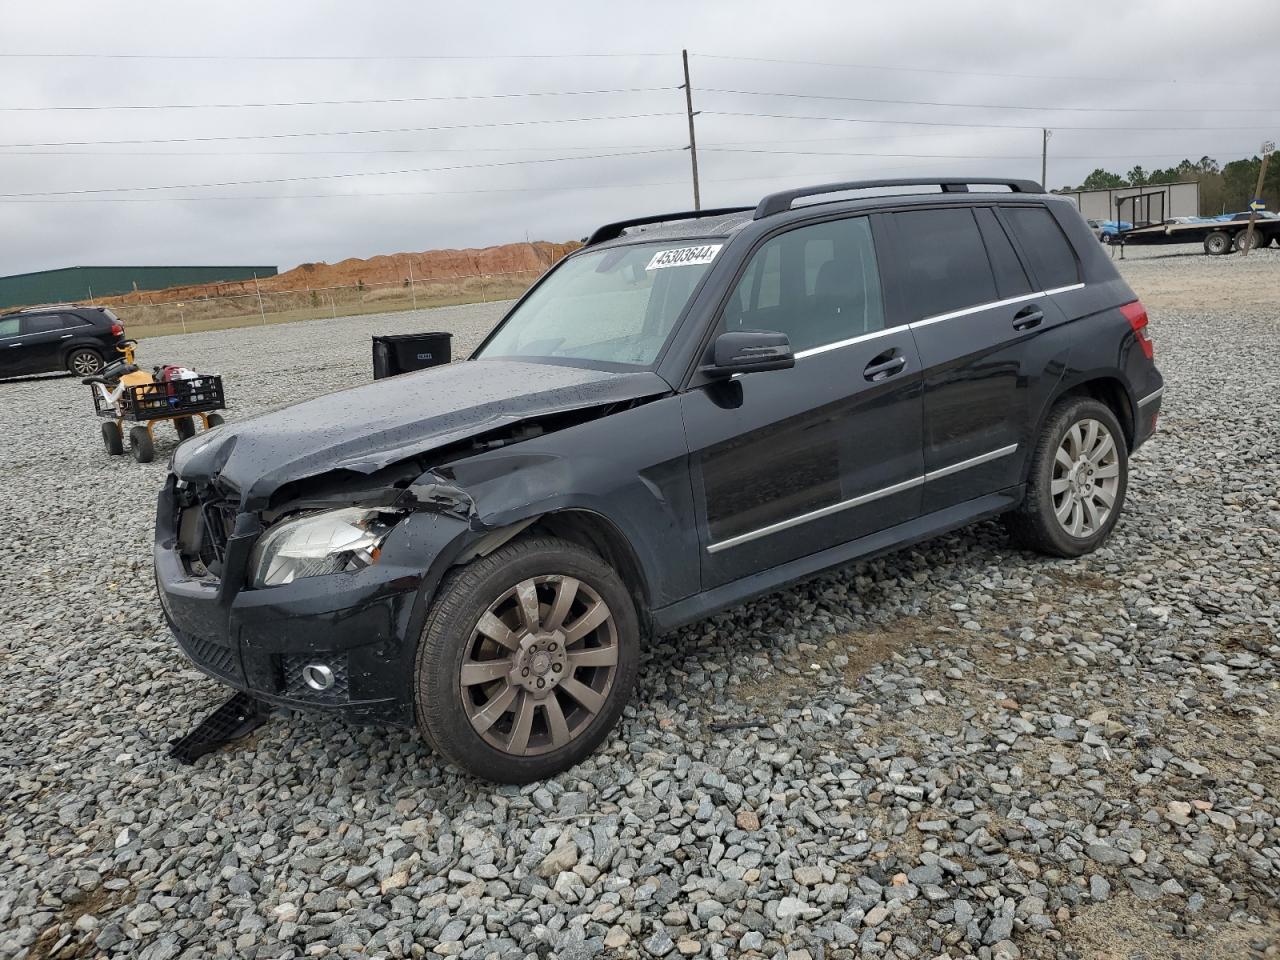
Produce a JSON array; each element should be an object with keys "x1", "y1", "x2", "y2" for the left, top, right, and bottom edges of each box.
[
  {"x1": 481, "y1": 275, "x2": 487, "y2": 304},
  {"x1": 330, "y1": 292, "x2": 336, "y2": 319},
  {"x1": 408, "y1": 260, "x2": 418, "y2": 310},
  {"x1": 253, "y1": 273, "x2": 267, "y2": 325},
  {"x1": 178, "y1": 302, "x2": 187, "y2": 334}
]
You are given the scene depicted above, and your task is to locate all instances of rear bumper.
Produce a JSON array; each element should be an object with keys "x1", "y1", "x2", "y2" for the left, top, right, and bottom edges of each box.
[
  {"x1": 153, "y1": 480, "x2": 438, "y2": 726},
  {"x1": 1133, "y1": 382, "x2": 1163, "y2": 449}
]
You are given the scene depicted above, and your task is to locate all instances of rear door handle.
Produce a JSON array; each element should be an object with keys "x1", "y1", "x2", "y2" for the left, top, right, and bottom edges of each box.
[
  {"x1": 863, "y1": 350, "x2": 907, "y2": 382},
  {"x1": 1013, "y1": 305, "x2": 1044, "y2": 330},
  {"x1": 60, "y1": 334, "x2": 73, "y2": 339}
]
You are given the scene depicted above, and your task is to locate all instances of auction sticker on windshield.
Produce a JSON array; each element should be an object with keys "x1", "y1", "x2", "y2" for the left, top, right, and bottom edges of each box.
[{"x1": 646, "y1": 244, "x2": 723, "y2": 271}]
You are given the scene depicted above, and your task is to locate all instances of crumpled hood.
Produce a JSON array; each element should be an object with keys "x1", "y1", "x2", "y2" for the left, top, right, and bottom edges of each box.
[{"x1": 172, "y1": 358, "x2": 671, "y2": 509}]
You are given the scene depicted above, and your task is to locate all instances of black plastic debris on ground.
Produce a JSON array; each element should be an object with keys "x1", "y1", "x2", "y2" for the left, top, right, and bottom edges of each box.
[{"x1": 168, "y1": 691, "x2": 272, "y2": 764}]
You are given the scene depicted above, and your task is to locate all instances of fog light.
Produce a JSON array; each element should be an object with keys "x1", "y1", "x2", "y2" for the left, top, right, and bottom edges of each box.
[{"x1": 301, "y1": 664, "x2": 335, "y2": 691}]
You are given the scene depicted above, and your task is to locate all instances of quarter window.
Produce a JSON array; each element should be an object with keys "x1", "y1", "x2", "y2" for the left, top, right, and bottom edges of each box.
[
  {"x1": 1002, "y1": 206, "x2": 1081, "y2": 289},
  {"x1": 724, "y1": 217, "x2": 884, "y2": 354},
  {"x1": 894, "y1": 208, "x2": 998, "y2": 319},
  {"x1": 975, "y1": 208, "x2": 1033, "y2": 299}
]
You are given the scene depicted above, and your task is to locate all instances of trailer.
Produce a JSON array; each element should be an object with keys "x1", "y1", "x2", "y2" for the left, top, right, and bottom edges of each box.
[{"x1": 1112, "y1": 209, "x2": 1280, "y2": 256}]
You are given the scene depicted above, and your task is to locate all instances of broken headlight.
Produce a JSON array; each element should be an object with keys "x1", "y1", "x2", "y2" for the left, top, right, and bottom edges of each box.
[{"x1": 249, "y1": 507, "x2": 401, "y2": 588}]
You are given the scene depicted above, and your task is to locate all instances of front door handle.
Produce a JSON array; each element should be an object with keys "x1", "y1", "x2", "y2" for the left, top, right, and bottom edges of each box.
[
  {"x1": 864, "y1": 350, "x2": 907, "y2": 382},
  {"x1": 1013, "y1": 305, "x2": 1044, "y2": 330},
  {"x1": 60, "y1": 334, "x2": 73, "y2": 339}
]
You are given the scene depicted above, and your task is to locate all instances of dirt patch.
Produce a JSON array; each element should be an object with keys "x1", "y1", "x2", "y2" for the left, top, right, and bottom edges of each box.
[
  {"x1": 1067, "y1": 893, "x2": 1280, "y2": 960},
  {"x1": 27, "y1": 879, "x2": 133, "y2": 960}
]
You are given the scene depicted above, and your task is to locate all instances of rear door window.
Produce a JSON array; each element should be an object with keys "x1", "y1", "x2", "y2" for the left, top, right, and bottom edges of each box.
[
  {"x1": 1001, "y1": 206, "x2": 1081, "y2": 289},
  {"x1": 20, "y1": 315, "x2": 66, "y2": 334},
  {"x1": 0, "y1": 317, "x2": 19, "y2": 338},
  {"x1": 893, "y1": 208, "x2": 998, "y2": 319}
]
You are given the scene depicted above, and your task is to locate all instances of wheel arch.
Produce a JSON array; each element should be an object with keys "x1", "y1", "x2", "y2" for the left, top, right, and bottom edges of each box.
[
  {"x1": 1024, "y1": 374, "x2": 1136, "y2": 483},
  {"x1": 526, "y1": 509, "x2": 655, "y2": 639}
]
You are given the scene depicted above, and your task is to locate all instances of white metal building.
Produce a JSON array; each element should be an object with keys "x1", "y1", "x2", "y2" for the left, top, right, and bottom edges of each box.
[{"x1": 1056, "y1": 181, "x2": 1200, "y2": 224}]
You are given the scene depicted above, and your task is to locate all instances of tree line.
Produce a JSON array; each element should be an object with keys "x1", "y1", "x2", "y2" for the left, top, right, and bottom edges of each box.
[{"x1": 1057, "y1": 155, "x2": 1278, "y2": 216}]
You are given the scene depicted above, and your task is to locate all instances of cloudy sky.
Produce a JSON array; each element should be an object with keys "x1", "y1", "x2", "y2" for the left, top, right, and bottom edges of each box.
[{"x1": 1, "y1": 0, "x2": 1276, "y2": 275}]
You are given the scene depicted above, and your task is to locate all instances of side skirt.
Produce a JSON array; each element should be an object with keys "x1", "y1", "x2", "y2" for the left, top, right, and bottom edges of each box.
[{"x1": 651, "y1": 486, "x2": 1024, "y2": 634}]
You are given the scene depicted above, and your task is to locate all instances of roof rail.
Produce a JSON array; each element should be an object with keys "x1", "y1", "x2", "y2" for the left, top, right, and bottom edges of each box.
[
  {"x1": 585, "y1": 206, "x2": 753, "y2": 246},
  {"x1": 754, "y1": 178, "x2": 1044, "y2": 219}
]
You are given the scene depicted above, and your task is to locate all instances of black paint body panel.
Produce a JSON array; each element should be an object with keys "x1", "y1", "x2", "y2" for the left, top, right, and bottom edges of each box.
[{"x1": 155, "y1": 186, "x2": 1163, "y2": 724}]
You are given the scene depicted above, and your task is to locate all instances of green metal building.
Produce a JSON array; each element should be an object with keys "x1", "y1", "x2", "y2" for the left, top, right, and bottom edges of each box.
[{"x1": 0, "y1": 265, "x2": 278, "y2": 310}]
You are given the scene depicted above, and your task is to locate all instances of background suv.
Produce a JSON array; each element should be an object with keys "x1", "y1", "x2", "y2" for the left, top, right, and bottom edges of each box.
[
  {"x1": 0, "y1": 305, "x2": 127, "y2": 377},
  {"x1": 156, "y1": 177, "x2": 1163, "y2": 783}
]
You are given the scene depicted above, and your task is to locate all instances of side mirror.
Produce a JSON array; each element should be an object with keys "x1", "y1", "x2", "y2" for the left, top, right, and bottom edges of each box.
[{"x1": 702, "y1": 331, "x2": 795, "y2": 378}]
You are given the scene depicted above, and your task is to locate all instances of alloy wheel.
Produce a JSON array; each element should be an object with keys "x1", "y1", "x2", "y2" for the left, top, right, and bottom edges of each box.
[
  {"x1": 71, "y1": 351, "x2": 101, "y2": 375},
  {"x1": 1051, "y1": 418, "x2": 1120, "y2": 538},
  {"x1": 460, "y1": 575, "x2": 618, "y2": 756}
]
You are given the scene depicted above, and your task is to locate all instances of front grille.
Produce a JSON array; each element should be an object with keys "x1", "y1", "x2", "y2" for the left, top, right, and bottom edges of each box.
[
  {"x1": 281, "y1": 654, "x2": 350, "y2": 704},
  {"x1": 176, "y1": 631, "x2": 242, "y2": 682}
]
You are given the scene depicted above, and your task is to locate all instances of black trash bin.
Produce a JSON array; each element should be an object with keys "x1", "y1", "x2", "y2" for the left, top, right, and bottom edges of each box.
[{"x1": 372, "y1": 332, "x2": 453, "y2": 379}]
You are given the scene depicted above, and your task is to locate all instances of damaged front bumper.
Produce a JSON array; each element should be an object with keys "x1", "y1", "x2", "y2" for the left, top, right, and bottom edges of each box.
[{"x1": 154, "y1": 477, "x2": 471, "y2": 726}]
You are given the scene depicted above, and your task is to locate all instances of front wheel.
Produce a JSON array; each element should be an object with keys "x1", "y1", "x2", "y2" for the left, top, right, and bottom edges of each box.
[
  {"x1": 415, "y1": 536, "x2": 640, "y2": 783},
  {"x1": 1204, "y1": 231, "x2": 1232, "y2": 256},
  {"x1": 1004, "y1": 397, "x2": 1128, "y2": 558},
  {"x1": 128, "y1": 426, "x2": 155, "y2": 463}
]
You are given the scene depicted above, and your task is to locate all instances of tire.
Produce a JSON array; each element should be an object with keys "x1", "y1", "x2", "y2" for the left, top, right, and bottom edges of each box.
[
  {"x1": 415, "y1": 535, "x2": 640, "y2": 783},
  {"x1": 1100, "y1": 233, "x2": 1113, "y2": 245},
  {"x1": 101, "y1": 421, "x2": 123, "y2": 456},
  {"x1": 1233, "y1": 229, "x2": 1263, "y2": 253},
  {"x1": 67, "y1": 348, "x2": 103, "y2": 377},
  {"x1": 1203, "y1": 231, "x2": 1232, "y2": 256},
  {"x1": 129, "y1": 426, "x2": 155, "y2": 463},
  {"x1": 1004, "y1": 397, "x2": 1128, "y2": 558},
  {"x1": 205, "y1": 413, "x2": 225, "y2": 428},
  {"x1": 174, "y1": 416, "x2": 196, "y2": 440}
]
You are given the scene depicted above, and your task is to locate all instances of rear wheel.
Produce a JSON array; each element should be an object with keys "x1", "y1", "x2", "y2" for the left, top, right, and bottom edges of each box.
[
  {"x1": 174, "y1": 416, "x2": 196, "y2": 440},
  {"x1": 1005, "y1": 397, "x2": 1128, "y2": 558},
  {"x1": 129, "y1": 426, "x2": 155, "y2": 463},
  {"x1": 1233, "y1": 229, "x2": 1263, "y2": 253},
  {"x1": 101, "y1": 421, "x2": 123, "y2": 456},
  {"x1": 415, "y1": 536, "x2": 640, "y2": 783},
  {"x1": 205, "y1": 413, "x2": 225, "y2": 429},
  {"x1": 1203, "y1": 231, "x2": 1232, "y2": 255},
  {"x1": 67, "y1": 348, "x2": 103, "y2": 376}
]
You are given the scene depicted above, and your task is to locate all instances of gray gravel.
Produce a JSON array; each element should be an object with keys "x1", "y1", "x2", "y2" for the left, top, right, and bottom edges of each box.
[{"x1": 1, "y1": 256, "x2": 1277, "y2": 960}]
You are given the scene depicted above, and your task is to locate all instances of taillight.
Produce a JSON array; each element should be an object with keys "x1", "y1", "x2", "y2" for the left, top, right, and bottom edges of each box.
[
  {"x1": 1120, "y1": 301, "x2": 1152, "y2": 360},
  {"x1": 111, "y1": 322, "x2": 124, "y2": 336}
]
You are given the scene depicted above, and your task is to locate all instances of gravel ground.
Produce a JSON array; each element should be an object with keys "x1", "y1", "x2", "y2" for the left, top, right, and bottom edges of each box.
[{"x1": 1, "y1": 249, "x2": 1277, "y2": 960}]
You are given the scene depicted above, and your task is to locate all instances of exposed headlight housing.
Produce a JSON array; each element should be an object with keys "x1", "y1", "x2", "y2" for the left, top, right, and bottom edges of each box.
[{"x1": 250, "y1": 507, "x2": 401, "y2": 588}]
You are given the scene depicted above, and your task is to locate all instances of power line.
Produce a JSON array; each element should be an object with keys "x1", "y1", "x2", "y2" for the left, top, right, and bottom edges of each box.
[
  {"x1": 0, "y1": 51, "x2": 671, "y2": 61},
  {"x1": 706, "y1": 146, "x2": 1258, "y2": 161},
  {"x1": 701, "y1": 87, "x2": 1278, "y2": 115},
  {"x1": 0, "y1": 164, "x2": 985, "y2": 204},
  {"x1": 0, "y1": 148, "x2": 682, "y2": 198},
  {"x1": 692, "y1": 52, "x2": 1261, "y2": 89},
  {"x1": 0, "y1": 87, "x2": 676, "y2": 112},
  {"x1": 704, "y1": 109, "x2": 1280, "y2": 134},
  {"x1": 0, "y1": 112, "x2": 685, "y2": 149},
  {"x1": 0, "y1": 144, "x2": 678, "y2": 157}
]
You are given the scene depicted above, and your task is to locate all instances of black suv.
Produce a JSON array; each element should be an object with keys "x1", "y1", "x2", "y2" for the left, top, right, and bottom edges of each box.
[
  {"x1": 0, "y1": 305, "x2": 127, "y2": 378},
  {"x1": 155, "y1": 177, "x2": 1163, "y2": 783}
]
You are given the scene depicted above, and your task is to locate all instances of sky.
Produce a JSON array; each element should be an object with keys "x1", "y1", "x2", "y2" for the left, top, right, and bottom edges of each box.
[{"x1": 1, "y1": 0, "x2": 1277, "y2": 275}]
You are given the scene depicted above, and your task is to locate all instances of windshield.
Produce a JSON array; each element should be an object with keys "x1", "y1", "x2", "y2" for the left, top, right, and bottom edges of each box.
[{"x1": 476, "y1": 240, "x2": 723, "y2": 368}]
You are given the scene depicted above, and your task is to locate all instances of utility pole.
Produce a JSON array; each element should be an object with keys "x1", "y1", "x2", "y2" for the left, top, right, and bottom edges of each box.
[
  {"x1": 1041, "y1": 129, "x2": 1051, "y2": 188},
  {"x1": 1242, "y1": 139, "x2": 1274, "y2": 258},
  {"x1": 253, "y1": 272, "x2": 267, "y2": 325},
  {"x1": 681, "y1": 49, "x2": 701, "y2": 210}
]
